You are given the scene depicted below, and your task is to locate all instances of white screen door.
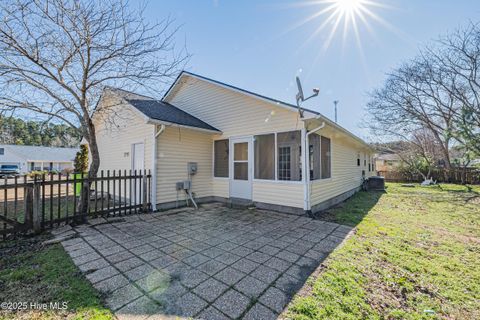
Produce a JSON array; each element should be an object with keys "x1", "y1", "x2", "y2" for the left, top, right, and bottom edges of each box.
[
  {"x1": 132, "y1": 143, "x2": 144, "y2": 204},
  {"x1": 229, "y1": 137, "x2": 252, "y2": 200}
]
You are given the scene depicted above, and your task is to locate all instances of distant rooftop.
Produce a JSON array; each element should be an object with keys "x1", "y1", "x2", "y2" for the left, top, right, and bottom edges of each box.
[
  {"x1": 0, "y1": 144, "x2": 78, "y2": 162},
  {"x1": 377, "y1": 153, "x2": 401, "y2": 161}
]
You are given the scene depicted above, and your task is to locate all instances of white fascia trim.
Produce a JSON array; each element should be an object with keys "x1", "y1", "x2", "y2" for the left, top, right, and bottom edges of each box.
[
  {"x1": 146, "y1": 119, "x2": 221, "y2": 134},
  {"x1": 307, "y1": 115, "x2": 373, "y2": 151}
]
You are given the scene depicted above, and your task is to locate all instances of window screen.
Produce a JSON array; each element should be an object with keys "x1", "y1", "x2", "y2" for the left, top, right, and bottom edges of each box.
[
  {"x1": 254, "y1": 134, "x2": 275, "y2": 180},
  {"x1": 321, "y1": 136, "x2": 331, "y2": 179},
  {"x1": 0, "y1": 148, "x2": 4, "y2": 155},
  {"x1": 277, "y1": 131, "x2": 301, "y2": 181},
  {"x1": 214, "y1": 139, "x2": 229, "y2": 177},
  {"x1": 309, "y1": 134, "x2": 320, "y2": 180}
]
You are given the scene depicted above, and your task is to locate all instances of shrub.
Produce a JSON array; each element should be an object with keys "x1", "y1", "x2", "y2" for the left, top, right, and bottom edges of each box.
[{"x1": 74, "y1": 144, "x2": 89, "y2": 173}]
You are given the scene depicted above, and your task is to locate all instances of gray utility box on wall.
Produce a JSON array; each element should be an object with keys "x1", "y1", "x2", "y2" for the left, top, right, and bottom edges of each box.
[
  {"x1": 188, "y1": 162, "x2": 198, "y2": 175},
  {"x1": 176, "y1": 180, "x2": 191, "y2": 190}
]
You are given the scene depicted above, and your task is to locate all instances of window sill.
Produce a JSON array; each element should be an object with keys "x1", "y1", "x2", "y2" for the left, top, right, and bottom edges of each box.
[
  {"x1": 253, "y1": 179, "x2": 303, "y2": 184},
  {"x1": 311, "y1": 177, "x2": 333, "y2": 183}
]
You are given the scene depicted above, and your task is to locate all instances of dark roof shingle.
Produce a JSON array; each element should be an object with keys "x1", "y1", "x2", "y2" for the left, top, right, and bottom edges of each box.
[{"x1": 125, "y1": 99, "x2": 220, "y2": 132}]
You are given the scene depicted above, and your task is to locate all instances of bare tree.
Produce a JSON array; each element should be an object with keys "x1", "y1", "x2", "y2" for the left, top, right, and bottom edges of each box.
[
  {"x1": 428, "y1": 22, "x2": 480, "y2": 154},
  {"x1": 375, "y1": 129, "x2": 442, "y2": 180},
  {"x1": 0, "y1": 0, "x2": 188, "y2": 175},
  {"x1": 366, "y1": 22, "x2": 480, "y2": 165},
  {"x1": 367, "y1": 58, "x2": 457, "y2": 168}
]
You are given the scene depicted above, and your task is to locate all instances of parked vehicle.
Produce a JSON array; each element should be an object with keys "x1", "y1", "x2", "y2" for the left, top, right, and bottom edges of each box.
[{"x1": 0, "y1": 164, "x2": 20, "y2": 177}]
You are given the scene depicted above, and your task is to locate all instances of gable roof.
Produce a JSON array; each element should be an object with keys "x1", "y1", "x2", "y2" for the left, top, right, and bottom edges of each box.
[
  {"x1": 0, "y1": 144, "x2": 78, "y2": 162},
  {"x1": 163, "y1": 71, "x2": 321, "y2": 117},
  {"x1": 163, "y1": 71, "x2": 372, "y2": 150},
  {"x1": 106, "y1": 88, "x2": 220, "y2": 133}
]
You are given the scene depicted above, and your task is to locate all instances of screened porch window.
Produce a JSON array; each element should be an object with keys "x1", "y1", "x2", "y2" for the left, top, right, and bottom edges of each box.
[
  {"x1": 277, "y1": 131, "x2": 301, "y2": 181},
  {"x1": 321, "y1": 136, "x2": 331, "y2": 179},
  {"x1": 309, "y1": 134, "x2": 321, "y2": 180},
  {"x1": 214, "y1": 139, "x2": 229, "y2": 177},
  {"x1": 254, "y1": 134, "x2": 275, "y2": 180}
]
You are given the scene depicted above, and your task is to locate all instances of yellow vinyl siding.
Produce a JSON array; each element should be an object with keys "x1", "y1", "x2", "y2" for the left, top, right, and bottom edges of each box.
[
  {"x1": 165, "y1": 75, "x2": 304, "y2": 138},
  {"x1": 156, "y1": 127, "x2": 213, "y2": 204},
  {"x1": 94, "y1": 101, "x2": 153, "y2": 174},
  {"x1": 310, "y1": 135, "x2": 372, "y2": 206},
  {"x1": 165, "y1": 75, "x2": 307, "y2": 207},
  {"x1": 213, "y1": 178, "x2": 229, "y2": 198},
  {"x1": 253, "y1": 181, "x2": 304, "y2": 208}
]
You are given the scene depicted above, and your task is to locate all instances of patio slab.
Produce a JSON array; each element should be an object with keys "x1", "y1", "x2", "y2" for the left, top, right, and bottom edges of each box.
[{"x1": 56, "y1": 203, "x2": 351, "y2": 319}]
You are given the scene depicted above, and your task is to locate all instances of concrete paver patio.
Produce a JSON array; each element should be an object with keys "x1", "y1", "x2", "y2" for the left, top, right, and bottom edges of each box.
[{"x1": 53, "y1": 203, "x2": 352, "y2": 320}]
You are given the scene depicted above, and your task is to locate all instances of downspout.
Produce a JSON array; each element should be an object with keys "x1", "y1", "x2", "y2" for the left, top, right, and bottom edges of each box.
[
  {"x1": 303, "y1": 120, "x2": 326, "y2": 215},
  {"x1": 151, "y1": 124, "x2": 166, "y2": 211}
]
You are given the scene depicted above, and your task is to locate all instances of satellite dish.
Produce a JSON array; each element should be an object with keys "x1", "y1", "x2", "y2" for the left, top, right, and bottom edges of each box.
[
  {"x1": 296, "y1": 76, "x2": 304, "y2": 103},
  {"x1": 295, "y1": 75, "x2": 320, "y2": 119}
]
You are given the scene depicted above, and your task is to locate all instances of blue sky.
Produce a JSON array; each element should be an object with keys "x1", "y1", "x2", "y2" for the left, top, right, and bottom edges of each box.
[{"x1": 141, "y1": 0, "x2": 479, "y2": 139}]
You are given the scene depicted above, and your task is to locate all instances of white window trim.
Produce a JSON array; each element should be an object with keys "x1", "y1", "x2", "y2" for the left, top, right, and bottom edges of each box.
[
  {"x1": 319, "y1": 135, "x2": 333, "y2": 180},
  {"x1": 249, "y1": 130, "x2": 304, "y2": 184}
]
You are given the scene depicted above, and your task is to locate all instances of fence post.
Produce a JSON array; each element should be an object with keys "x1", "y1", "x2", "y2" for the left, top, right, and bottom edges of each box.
[
  {"x1": 32, "y1": 182, "x2": 42, "y2": 233},
  {"x1": 142, "y1": 173, "x2": 148, "y2": 213},
  {"x1": 24, "y1": 184, "x2": 33, "y2": 229},
  {"x1": 76, "y1": 175, "x2": 89, "y2": 224}
]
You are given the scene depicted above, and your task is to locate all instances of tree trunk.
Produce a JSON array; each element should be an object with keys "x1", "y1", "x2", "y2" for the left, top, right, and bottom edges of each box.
[{"x1": 87, "y1": 119, "x2": 100, "y2": 176}]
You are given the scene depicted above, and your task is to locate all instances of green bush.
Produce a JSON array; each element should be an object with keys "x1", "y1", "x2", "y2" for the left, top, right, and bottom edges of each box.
[{"x1": 74, "y1": 144, "x2": 89, "y2": 173}]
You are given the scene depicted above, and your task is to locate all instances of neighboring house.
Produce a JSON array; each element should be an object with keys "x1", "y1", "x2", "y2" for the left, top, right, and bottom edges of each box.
[
  {"x1": 0, "y1": 144, "x2": 78, "y2": 174},
  {"x1": 93, "y1": 71, "x2": 375, "y2": 215},
  {"x1": 469, "y1": 159, "x2": 480, "y2": 168},
  {"x1": 375, "y1": 153, "x2": 402, "y2": 172}
]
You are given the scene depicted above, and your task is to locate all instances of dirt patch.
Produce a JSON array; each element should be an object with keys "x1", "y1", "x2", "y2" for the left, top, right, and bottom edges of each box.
[{"x1": 0, "y1": 234, "x2": 51, "y2": 257}]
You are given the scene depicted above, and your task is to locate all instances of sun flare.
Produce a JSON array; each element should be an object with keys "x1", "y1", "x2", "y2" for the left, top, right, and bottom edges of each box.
[
  {"x1": 283, "y1": 0, "x2": 393, "y2": 54},
  {"x1": 335, "y1": 0, "x2": 363, "y2": 14}
]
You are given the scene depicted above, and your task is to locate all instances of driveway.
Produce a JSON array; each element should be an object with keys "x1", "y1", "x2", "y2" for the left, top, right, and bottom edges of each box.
[{"x1": 53, "y1": 203, "x2": 352, "y2": 320}]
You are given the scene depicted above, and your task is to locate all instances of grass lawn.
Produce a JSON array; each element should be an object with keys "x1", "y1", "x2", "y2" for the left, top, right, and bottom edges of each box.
[
  {"x1": 286, "y1": 183, "x2": 480, "y2": 320},
  {"x1": 0, "y1": 236, "x2": 113, "y2": 320}
]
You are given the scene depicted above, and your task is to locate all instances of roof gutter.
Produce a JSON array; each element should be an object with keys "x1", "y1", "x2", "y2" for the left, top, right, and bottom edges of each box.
[
  {"x1": 310, "y1": 115, "x2": 373, "y2": 151},
  {"x1": 151, "y1": 124, "x2": 166, "y2": 211}
]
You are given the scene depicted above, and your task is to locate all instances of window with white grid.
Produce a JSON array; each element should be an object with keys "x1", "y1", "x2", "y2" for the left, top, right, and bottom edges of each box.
[{"x1": 278, "y1": 146, "x2": 291, "y2": 180}]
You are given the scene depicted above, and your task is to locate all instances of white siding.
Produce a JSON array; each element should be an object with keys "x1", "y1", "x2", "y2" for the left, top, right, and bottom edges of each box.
[{"x1": 156, "y1": 127, "x2": 213, "y2": 204}]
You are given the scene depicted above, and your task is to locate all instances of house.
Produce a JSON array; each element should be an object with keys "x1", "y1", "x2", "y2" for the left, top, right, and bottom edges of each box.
[
  {"x1": 0, "y1": 144, "x2": 78, "y2": 174},
  {"x1": 93, "y1": 71, "x2": 375, "y2": 215},
  {"x1": 375, "y1": 153, "x2": 402, "y2": 172}
]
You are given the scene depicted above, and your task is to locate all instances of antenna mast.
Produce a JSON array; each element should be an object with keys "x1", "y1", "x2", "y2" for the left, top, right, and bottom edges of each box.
[{"x1": 333, "y1": 100, "x2": 339, "y2": 123}]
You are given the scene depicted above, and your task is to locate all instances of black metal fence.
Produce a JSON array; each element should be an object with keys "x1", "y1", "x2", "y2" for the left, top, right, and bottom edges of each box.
[{"x1": 0, "y1": 170, "x2": 152, "y2": 240}]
